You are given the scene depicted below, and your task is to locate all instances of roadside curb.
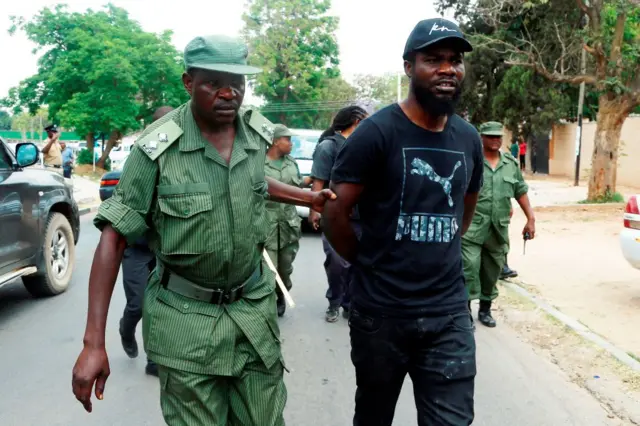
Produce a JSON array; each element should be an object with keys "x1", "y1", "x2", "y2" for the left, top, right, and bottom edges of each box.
[
  {"x1": 79, "y1": 206, "x2": 100, "y2": 216},
  {"x1": 532, "y1": 203, "x2": 625, "y2": 212},
  {"x1": 501, "y1": 280, "x2": 640, "y2": 372}
]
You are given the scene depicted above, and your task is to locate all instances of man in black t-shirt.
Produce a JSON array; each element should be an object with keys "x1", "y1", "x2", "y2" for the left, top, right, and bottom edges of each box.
[{"x1": 324, "y1": 18, "x2": 483, "y2": 426}]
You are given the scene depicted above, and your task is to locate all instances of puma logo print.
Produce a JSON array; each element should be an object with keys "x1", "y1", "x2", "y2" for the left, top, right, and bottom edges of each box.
[{"x1": 410, "y1": 158, "x2": 462, "y2": 207}]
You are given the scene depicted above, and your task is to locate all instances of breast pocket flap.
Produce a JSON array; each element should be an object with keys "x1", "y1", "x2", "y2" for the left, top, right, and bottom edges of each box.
[{"x1": 157, "y1": 192, "x2": 213, "y2": 219}]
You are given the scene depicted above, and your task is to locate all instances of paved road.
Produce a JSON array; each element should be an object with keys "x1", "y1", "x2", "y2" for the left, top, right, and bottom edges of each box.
[{"x1": 0, "y1": 214, "x2": 618, "y2": 425}]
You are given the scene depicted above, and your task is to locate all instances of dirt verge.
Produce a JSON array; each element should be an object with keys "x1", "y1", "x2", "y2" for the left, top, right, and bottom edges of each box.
[{"x1": 494, "y1": 283, "x2": 640, "y2": 425}]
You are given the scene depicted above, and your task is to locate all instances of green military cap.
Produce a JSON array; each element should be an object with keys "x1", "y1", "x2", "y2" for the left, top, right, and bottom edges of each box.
[
  {"x1": 479, "y1": 121, "x2": 504, "y2": 136},
  {"x1": 184, "y1": 35, "x2": 262, "y2": 75},
  {"x1": 272, "y1": 124, "x2": 294, "y2": 139}
]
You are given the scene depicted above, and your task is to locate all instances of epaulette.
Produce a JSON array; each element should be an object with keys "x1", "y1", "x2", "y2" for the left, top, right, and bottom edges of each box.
[
  {"x1": 135, "y1": 120, "x2": 184, "y2": 161},
  {"x1": 286, "y1": 155, "x2": 301, "y2": 172},
  {"x1": 504, "y1": 152, "x2": 519, "y2": 164},
  {"x1": 243, "y1": 108, "x2": 275, "y2": 145}
]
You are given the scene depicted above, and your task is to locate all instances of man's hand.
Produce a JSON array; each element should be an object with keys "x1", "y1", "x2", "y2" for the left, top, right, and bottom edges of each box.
[
  {"x1": 523, "y1": 219, "x2": 535, "y2": 240},
  {"x1": 309, "y1": 210, "x2": 322, "y2": 230},
  {"x1": 310, "y1": 189, "x2": 336, "y2": 213},
  {"x1": 72, "y1": 346, "x2": 110, "y2": 413}
]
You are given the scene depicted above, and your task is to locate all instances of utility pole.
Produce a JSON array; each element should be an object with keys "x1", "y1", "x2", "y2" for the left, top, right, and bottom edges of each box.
[{"x1": 574, "y1": 4, "x2": 589, "y2": 187}]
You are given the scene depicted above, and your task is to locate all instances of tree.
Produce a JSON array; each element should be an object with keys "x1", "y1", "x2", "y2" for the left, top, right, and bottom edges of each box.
[
  {"x1": 352, "y1": 73, "x2": 409, "y2": 110},
  {"x1": 492, "y1": 67, "x2": 574, "y2": 140},
  {"x1": 439, "y1": 0, "x2": 640, "y2": 200},
  {"x1": 4, "y1": 4, "x2": 189, "y2": 168},
  {"x1": 242, "y1": 0, "x2": 345, "y2": 128},
  {"x1": 0, "y1": 110, "x2": 11, "y2": 130},
  {"x1": 10, "y1": 108, "x2": 49, "y2": 141}
]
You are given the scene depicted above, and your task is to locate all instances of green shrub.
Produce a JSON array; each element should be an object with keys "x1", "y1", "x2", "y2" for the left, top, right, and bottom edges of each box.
[
  {"x1": 76, "y1": 148, "x2": 94, "y2": 165},
  {"x1": 578, "y1": 189, "x2": 625, "y2": 204},
  {"x1": 76, "y1": 148, "x2": 112, "y2": 171}
]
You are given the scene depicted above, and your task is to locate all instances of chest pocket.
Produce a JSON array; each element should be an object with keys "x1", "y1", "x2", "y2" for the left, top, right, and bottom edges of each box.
[
  {"x1": 501, "y1": 176, "x2": 517, "y2": 198},
  {"x1": 157, "y1": 183, "x2": 215, "y2": 255}
]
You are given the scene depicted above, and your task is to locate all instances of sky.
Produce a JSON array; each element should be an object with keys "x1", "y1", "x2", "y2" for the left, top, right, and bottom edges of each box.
[{"x1": 0, "y1": 0, "x2": 451, "y2": 106}]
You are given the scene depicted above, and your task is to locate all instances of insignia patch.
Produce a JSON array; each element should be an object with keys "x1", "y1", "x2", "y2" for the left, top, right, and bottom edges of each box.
[
  {"x1": 261, "y1": 123, "x2": 274, "y2": 138},
  {"x1": 158, "y1": 133, "x2": 168, "y2": 143},
  {"x1": 141, "y1": 145, "x2": 153, "y2": 154},
  {"x1": 149, "y1": 141, "x2": 158, "y2": 149}
]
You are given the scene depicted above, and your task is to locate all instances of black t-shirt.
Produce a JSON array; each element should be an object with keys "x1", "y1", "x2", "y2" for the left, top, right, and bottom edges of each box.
[
  {"x1": 331, "y1": 104, "x2": 483, "y2": 317},
  {"x1": 310, "y1": 134, "x2": 346, "y2": 188}
]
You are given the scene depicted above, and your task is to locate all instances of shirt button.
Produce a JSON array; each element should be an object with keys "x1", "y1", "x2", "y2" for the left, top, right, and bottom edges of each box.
[
  {"x1": 184, "y1": 208, "x2": 190, "y2": 215},
  {"x1": 104, "y1": 205, "x2": 109, "y2": 209},
  {"x1": 183, "y1": 303, "x2": 189, "y2": 310}
]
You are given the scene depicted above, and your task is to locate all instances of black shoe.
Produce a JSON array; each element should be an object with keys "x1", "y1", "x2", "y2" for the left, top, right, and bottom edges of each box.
[
  {"x1": 342, "y1": 307, "x2": 350, "y2": 319},
  {"x1": 145, "y1": 360, "x2": 159, "y2": 377},
  {"x1": 478, "y1": 301, "x2": 497, "y2": 328},
  {"x1": 119, "y1": 318, "x2": 139, "y2": 358},
  {"x1": 500, "y1": 265, "x2": 518, "y2": 279},
  {"x1": 277, "y1": 298, "x2": 286, "y2": 317},
  {"x1": 325, "y1": 306, "x2": 340, "y2": 323}
]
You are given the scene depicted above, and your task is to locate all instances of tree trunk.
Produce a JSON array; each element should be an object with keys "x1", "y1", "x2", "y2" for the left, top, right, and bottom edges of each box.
[
  {"x1": 86, "y1": 133, "x2": 95, "y2": 152},
  {"x1": 96, "y1": 130, "x2": 120, "y2": 169},
  {"x1": 586, "y1": 95, "x2": 632, "y2": 200},
  {"x1": 279, "y1": 90, "x2": 289, "y2": 125}
]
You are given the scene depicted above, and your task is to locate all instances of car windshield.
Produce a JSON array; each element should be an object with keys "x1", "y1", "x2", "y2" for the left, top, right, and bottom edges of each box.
[{"x1": 291, "y1": 134, "x2": 320, "y2": 160}]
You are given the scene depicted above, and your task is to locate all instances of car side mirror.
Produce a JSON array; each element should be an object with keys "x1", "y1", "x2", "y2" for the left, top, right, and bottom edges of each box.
[{"x1": 15, "y1": 143, "x2": 39, "y2": 168}]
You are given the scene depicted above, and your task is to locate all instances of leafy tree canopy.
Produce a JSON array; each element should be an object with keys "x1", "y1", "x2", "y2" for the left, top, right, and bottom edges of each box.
[
  {"x1": 242, "y1": 0, "x2": 353, "y2": 128},
  {"x1": 3, "y1": 3, "x2": 189, "y2": 166},
  {"x1": 437, "y1": 0, "x2": 639, "y2": 199}
]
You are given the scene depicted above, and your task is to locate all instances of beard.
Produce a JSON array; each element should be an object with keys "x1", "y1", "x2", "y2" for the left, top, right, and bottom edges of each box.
[{"x1": 411, "y1": 78, "x2": 462, "y2": 117}]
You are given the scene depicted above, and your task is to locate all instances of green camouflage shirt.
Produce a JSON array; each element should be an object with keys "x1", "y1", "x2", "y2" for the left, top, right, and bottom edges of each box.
[
  {"x1": 264, "y1": 155, "x2": 302, "y2": 249},
  {"x1": 94, "y1": 102, "x2": 285, "y2": 375},
  {"x1": 463, "y1": 152, "x2": 528, "y2": 245}
]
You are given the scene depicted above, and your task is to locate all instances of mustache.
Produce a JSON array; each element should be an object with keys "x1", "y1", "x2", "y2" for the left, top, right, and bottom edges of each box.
[{"x1": 431, "y1": 78, "x2": 460, "y2": 88}]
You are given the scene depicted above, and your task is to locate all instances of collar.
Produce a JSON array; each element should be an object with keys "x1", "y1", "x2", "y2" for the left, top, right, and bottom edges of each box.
[
  {"x1": 484, "y1": 152, "x2": 508, "y2": 170},
  {"x1": 178, "y1": 101, "x2": 260, "y2": 152}
]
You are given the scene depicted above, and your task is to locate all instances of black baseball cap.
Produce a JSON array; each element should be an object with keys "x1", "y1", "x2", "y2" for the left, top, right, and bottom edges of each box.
[
  {"x1": 44, "y1": 124, "x2": 58, "y2": 132},
  {"x1": 403, "y1": 18, "x2": 473, "y2": 60}
]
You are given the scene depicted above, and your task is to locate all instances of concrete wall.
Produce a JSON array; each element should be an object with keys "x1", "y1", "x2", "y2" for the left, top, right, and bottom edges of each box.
[{"x1": 500, "y1": 116, "x2": 640, "y2": 187}]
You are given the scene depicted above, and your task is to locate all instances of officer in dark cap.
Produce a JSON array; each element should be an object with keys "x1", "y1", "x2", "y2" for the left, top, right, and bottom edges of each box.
[{"x1": 42, "y1": 124, "x2": 63, "y2": 172}]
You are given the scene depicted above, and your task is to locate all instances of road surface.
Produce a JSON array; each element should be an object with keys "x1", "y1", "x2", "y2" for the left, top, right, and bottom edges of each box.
[{"x1": 0, "y1": 214, "x2": 618, "y2": 425}]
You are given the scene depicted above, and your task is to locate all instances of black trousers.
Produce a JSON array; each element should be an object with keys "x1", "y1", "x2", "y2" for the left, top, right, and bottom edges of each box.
[
  {"x1": 349, "y1": 308, "x2": 476, "y2": 426},
  {"x1": 121, "y1": 244, "x2": 155, "y2": 335}
]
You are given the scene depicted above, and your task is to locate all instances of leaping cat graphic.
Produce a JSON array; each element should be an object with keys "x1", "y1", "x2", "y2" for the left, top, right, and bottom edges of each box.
[{"x1": 410, "y1": 158, "x2": 462, "y2": 207}]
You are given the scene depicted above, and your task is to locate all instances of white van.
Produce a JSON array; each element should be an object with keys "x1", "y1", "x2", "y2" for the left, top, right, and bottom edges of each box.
[{"x1": 289, "y1": 129, "x2": 322, "y2": 219}]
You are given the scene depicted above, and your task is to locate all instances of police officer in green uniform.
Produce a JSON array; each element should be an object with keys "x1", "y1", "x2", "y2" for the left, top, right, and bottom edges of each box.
[
  {"x1": 265, "y1": 124, "x2": 306, "y2": 317},
  {"x1": 462, "y1": 121, "x2": 536, "y2": 328},
  {"x1": 71, "y1": 35, "x2": 335, "y2": 425}
]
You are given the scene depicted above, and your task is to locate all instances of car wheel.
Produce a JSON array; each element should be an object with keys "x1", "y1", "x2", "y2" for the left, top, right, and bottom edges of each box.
[{"x1": 22, "y1": 212, "x2": 76, "y2": 297}]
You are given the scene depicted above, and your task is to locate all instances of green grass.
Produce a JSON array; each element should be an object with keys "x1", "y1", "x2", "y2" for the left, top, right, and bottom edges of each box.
[
  {"x1": 628, "y1": 351, "x2": 640, "y2": 363},
  {"x1": 578, "y1": 190, "x2": 625, "y2": 204}
]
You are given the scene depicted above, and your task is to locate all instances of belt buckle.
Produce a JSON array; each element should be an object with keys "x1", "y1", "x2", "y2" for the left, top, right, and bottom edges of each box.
[
  {"x1": 209, "y1": 284, "x2": 244, "y2": 305},
  {"x1": 210, "y1": 290, "x2": 225, "y2": 305}
]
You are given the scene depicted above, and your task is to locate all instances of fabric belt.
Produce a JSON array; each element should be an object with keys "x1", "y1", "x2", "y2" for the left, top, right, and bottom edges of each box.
[{"x1": 156, "y1": 260, "x2": 262, "y2": 305}]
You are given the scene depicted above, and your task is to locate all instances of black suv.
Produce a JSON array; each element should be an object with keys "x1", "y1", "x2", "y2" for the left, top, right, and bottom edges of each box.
[{"x1": 0, "y1": 138, "x2": 80, "y2": 297}]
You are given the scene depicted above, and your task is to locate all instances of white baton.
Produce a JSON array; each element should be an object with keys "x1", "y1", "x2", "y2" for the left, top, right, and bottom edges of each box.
[{"x1": 262, "y1": 250, "x2": 296, "y2": 308}]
